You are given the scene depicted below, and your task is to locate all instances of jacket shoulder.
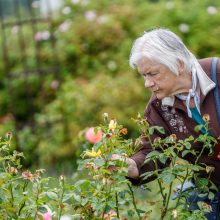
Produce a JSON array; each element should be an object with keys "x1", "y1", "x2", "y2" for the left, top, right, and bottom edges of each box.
[{"x1": 199, "y1": 57, "x2": 220, "y2": 76}]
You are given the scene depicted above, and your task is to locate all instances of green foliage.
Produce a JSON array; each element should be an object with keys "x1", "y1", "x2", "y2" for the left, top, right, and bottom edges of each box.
[
  {"x1": 1, "y1": 0, "x2": 220, "y2": 167},
  {"x1": 34, "y1": 72, "x2": 147, "y2": 167},
  {"x1": 141, "y1": 115, "x2": 217, "y2": 220},
  {"x1": 0, "y1": 114, "x2": 218, "y2": 219}
]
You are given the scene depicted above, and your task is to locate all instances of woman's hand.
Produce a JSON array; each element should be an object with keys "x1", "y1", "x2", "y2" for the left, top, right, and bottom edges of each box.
[{"x1": 111, "y1": 154, "x2": 139, "y2": 179}]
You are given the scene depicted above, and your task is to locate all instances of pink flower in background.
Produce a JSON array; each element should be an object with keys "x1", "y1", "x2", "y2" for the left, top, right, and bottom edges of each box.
[
  {"x1": 85, "y1": 10, "x2": 97, "y2": 21},
  {"x1": 11, "y1": 25, "x2": 20, "y2": 34},
  {"x1": 37, "y1": 205, "x2": 53, "y2": 220},
  {"x1": 71, "y1": 0, "x2": 80, "y2": 4},
  {"x1": 59, "y1": 20, "x2": 71, "y2": 33},
  {"x1": 34, "y1": 31, "x2": 50, "y2": 42},
  {"x1": 50, "y1": 80, "x2": 60, "y2": 90},
  {"x1": 42, "y1": 212, "x2": 52, "y2": 220},
  {"x1": 207, "y1": 6, "x2": 217, "y2": 14},
  {"x1": 103, "y1": 210, "x2": 117, "y2": 220},
  {"x1": 85, "y1": 127, "x2": 102, "y2": 144},
  {"x1": 62, "y1": 6, "x2": 71, "y2": 15}
]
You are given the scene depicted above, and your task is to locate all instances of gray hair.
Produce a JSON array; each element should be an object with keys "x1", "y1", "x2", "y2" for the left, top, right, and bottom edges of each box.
[{"x1": 129, "y1": 28, "x2": 196, "y2": 75}]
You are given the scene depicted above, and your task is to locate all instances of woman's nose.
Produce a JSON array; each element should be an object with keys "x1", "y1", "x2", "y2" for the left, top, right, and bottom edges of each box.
[{"x1": 144, "y1": 78, "x2": 154, "y2": 88}]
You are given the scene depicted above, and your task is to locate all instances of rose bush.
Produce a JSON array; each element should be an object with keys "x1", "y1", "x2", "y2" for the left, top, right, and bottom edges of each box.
[{"x1": 0, "y1": 113, "x2": 217, "y2": 219}]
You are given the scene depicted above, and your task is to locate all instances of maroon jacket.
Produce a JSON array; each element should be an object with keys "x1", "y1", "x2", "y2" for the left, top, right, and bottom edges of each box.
[{"x1": 131, "y1": 58, "x2": 220, "y2": 186}]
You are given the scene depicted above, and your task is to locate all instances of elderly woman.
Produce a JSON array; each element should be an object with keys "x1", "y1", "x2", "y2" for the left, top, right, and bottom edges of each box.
[{"x1": 126, "y1": 28, "x2": 220, "y2": 219}]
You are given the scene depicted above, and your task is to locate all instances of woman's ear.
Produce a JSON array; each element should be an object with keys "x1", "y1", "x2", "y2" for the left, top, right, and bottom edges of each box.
[{"x1": 177, "y1": 59, "x2": 185, "y2": 75}]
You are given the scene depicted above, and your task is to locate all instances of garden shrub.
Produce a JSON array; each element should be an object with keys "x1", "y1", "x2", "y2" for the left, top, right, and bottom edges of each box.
[
  {"x1": 34, "y1": 72, "x2": 149, "y2": 167},
  {"x1": 0, "y1": 114, "x2": 217, "y2": 219},
  {"x1": 1, "y1": 0, "x2": 220, "y2": 168}
]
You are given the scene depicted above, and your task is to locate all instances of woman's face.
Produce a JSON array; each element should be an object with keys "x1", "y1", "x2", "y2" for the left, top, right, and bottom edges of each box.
[{"x1": 136, "y1": 58, "x2": 181, "y2": 100}]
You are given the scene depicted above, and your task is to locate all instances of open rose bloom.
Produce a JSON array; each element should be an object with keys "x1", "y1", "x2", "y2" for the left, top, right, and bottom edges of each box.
[
  {"x1": 37, "y1": 205, "x2": 53, "y2": 220},
  {"x1": 85, "y1": 127, "x2": 102, "y2": 144}
]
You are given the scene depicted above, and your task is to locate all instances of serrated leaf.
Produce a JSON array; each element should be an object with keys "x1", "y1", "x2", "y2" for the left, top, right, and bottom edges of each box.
[
  {"x1": 46, "y1": 192, "x2": 58, "y2": 200},
  {"x1": 146, "y1": 151, "x2": 160, "y2": 159},
  {"x1": 154, "y1": 126, "x2": 165, "y2": 134},
  {"x1": 159, "y1": 171, "x2": 175, "y2": 184},
  {"x1": 182, "y1": 150, "x2": 191, "y2": 157},
  {"x1": 94, "y1": 158, "x2": 105, "y2": 166},
  {"x1": 208, "y1": 191, "x2": 215, "y2": 200},
  {"x1": 159, "y1": 155, "x2": 167, "y2": 164},
  {"x1": 185, "y1": 142, "x2": 191, "y2": 149},
  {"x1": 148, "y1": 127, "x2": 154, "y2": 135},
  {"x1": 73, "y1": 193, "x2": 81, "y2": 202},
  {"x1": 63, "y1": 193, "x2": 73, "y2": 202},
  {"x1": 196, "y1": 177, "x2": 209, "y2": 187}
]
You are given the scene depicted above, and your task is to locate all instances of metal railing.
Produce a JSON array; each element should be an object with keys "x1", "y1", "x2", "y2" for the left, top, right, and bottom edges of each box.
[{"x1": 0, "y1": 0, "x2": 60, "y2": 153}]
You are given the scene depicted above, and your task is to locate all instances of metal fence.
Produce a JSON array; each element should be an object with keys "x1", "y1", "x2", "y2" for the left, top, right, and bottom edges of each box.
[
  {"x1": 0, "y1": 0, "x2": 59, "y2": 76},
  {"x1": 0, "y1": 0, "x2": 60, "y2": 154}
]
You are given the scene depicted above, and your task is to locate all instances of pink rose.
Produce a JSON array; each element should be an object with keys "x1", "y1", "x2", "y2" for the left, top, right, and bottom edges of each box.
[
  {"x1": 85, "y1": 127, "x2": 102, "y2": 144},
  {"x1": 37, "y1": 205, "x2": 53, "y2": 220},
  {"x1": 103, "y1": 210, "x2": 117, "y2": 220},
  {"x1": 43, "y1": 212, "x2": 52, "y2": 220}
]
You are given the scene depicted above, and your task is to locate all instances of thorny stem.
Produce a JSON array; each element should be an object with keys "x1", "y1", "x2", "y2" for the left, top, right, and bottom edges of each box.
[
  {"x1": 101, "y1": 185, "x2": 112, "y2": 220},
  {"x1": 163, "y1": 181, "x2": 173, "y2": 220},
  {"x1": 33, "y1": 182, "x2": 40, "y2": 219},
  {"x1": 146, "y1": 132, "x2": 167, "y2": 208},
  {"x1": 18, "y1": 181, "x2": 29, "y2": 216},
  {"x1": 174, "y1": 169, "x2": 190, "y2": 209},
  {"x1": 9, "y1": 182, "x2": 14, "y2": 208},
  {"x1": 25, "y1": 213, "x2": 31, "y2": 220},
  {"x1": 154, "y1": 161, "x2": 166, "y2": 205},
  {"x1": 58, "y1": 178, "x2": 65, "y2": 220},
  {"x1": 115, "y1": 192, "x2": 120, "y2": 218},
  {"x1": 195, "y1": 142, "x2": 207, "y2": 165},
  {"x1": 127, "y1": 183, "x2": 142, "y2": 220}
]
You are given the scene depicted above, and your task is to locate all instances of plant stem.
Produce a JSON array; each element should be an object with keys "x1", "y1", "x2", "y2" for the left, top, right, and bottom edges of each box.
[
  {"x1": 161, "y1": 182, "x2": 173, "y2": 220},
  {"x1": 154, "y1": 161, "x2": 166, "y2": 205},
  {"x1": 195, "y1": 143, "x2": 206, "y2": 165},
  {"x1": 9, "y1": 182, "x2": 14, "y2": 208},
  {"x1": 18, "y1": 181, "x2": 29, "y2": 216},
  {"x1": 174, "y1": 169, "x2": 190, "y2": 209},
  {"x1": 57, "y1": 179, "x2": 65, "y2": 220},
  {"x1": 115, "y1": 192, "x2": 120, "y2": 218},
  {"x1": 33, "y1": 182, "x2": 40, "y2": 219},
  {"x1": 127, "y1": 183, "x2": 141, "y2": 220}
]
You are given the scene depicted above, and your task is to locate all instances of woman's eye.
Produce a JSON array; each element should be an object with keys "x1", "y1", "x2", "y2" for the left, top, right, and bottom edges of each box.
[{"x1": 151, "y1": 72, "x2": 158, "y2": 76}]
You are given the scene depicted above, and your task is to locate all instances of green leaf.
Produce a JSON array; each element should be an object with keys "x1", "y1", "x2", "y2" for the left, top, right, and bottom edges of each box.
[
  {"x1": 63, "y1": 194, "x2": 73, "y2": 202},
  {"x1": 185, "y1": 142, "x2": 191, "y2": 150},
  {"x1": 146, "y1": 151, "x2": 160, "y2": 159},
  {"x1": 93, "y1": 141, "x2": 103, "y2": 151},
  {"x1": 194, "y1": 124, "x2": 205, "y2": 133},
  {"x1": 94, "y1": 157, "x2": 105, "y2": 166},
  {"x1": 159, "y1": 171, "x2": 175, "y2": 184},
  {"x1": 128, "y1": 209, "x2": 135, "y2": 216},
  {"x1": 76, "y1": 180, "x2": 91, "y2": 191},
  {"x1": 81, "y1": 198, "x2": 88, "y2": 206},
  {"x1": 154, "y1": 126, "x2": 165, "y2": 134},
  {"x1": 46, "y1": 192, "x2": 58, "y2": 200},
  {"x1": 142, "y1": 171, "x2": 157, "y2": 180},
  {"x1": 208, "y1": 191, "x2": 215, "y2": 200},
  {"x1": 73, "y1": 193, "x2": 81, "y2": 202},
  {"x1": 159, "y1": 155, "x2": 167, "y2": 164},
  {"x1": 148, "y1": 127, "x2": 154, "y2": 135},
  {"x1": 182, "y1": 150, "x2": 191, "y2": 157},
  {"x1": 196, "y1": 177, "x2": 209, "y2": 187}
]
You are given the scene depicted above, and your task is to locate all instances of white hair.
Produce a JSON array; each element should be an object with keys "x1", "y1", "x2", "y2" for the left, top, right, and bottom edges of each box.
[{"x1": 129, "y1": 28, "x2": 197, "y2": 75}]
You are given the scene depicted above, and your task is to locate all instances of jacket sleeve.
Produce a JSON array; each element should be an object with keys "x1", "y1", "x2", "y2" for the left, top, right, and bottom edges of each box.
[{"x1": 130, "y1": 101, "x2": 170, "y2": 184}]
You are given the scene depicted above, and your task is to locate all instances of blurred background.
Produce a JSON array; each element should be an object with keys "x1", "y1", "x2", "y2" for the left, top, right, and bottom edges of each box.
[{"x1": 0, "y1": 0, "x2": 220, "y2": 174}]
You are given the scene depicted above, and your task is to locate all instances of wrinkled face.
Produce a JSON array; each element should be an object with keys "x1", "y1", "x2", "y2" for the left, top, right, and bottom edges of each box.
[{"x1": 136, "y1": 57, "x2": 179, "y2": 99}]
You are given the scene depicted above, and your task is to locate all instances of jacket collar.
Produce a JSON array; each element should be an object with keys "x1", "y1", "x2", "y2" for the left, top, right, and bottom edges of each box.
[{"x1": 161, "y1": 59, "x2": 216, "y2": 109}]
